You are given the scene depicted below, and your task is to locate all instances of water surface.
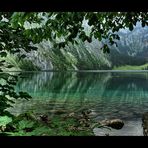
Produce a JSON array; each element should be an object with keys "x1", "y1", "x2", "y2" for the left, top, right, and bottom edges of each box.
[{"x1": 12, "y1": 71, "x2": 148, "y2": 135}]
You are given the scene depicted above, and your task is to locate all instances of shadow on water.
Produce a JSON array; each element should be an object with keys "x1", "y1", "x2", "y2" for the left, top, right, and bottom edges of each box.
[{"x1": 7, "y1": 71, "x2": 148, "y2": 135}]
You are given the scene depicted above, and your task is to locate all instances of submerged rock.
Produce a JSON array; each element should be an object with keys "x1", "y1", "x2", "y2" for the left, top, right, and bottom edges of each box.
[
  {"x1": 49, "y1": 109, "x2": 67, "y2": 115},
  {"x1": 68, "y1": 112, "x2": 75, "y2": 117},
  {"x1": 99, "y1": 119, "x2": 124, "y2": 129},
  {"x1": 39, "y1": 114, "x2": 51, "y2": 124}
]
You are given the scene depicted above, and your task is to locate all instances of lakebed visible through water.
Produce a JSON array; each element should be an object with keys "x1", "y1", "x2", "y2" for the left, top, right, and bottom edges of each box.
[{"x1": 8, "y1": 71, "x2": 148, "y2": 136}]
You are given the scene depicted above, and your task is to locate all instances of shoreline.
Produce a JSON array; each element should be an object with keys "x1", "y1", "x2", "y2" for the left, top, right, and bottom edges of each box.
[{"x1": 1, "y1": 69, "x2": 148, "y2": 73}]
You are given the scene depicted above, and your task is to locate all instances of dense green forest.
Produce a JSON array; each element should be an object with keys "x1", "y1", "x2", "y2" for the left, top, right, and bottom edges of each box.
[{"x1": 0, "y1": 12, "x2": 148, "y2": 136}]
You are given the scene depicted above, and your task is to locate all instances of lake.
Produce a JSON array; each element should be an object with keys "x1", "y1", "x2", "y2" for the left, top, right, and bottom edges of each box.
[{"x1": 10, "y1": 71, "x2": 148, "y2": 135}]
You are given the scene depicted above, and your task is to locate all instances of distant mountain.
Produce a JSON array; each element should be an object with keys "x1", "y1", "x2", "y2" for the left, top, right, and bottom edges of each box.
[{"x1": 109, "y1": 23, "x2": 148, "y2": 67}]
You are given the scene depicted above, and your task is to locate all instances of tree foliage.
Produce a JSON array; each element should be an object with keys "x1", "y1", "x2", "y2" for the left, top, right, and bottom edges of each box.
[
  {"x1": 0, "y1": 12, "x2": 147, "y2": 54},
  {"x1": 7, "y1": 12, "x2": 148, "y2": 52}
]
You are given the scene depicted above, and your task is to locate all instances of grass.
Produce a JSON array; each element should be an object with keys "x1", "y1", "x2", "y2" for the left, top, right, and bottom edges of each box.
[
  {"x1": 1, "y1": 111, "x2": 95, "y2": 136},
  {"x1": 113, "y1": 63, "x2": 148, "y2": 70}
]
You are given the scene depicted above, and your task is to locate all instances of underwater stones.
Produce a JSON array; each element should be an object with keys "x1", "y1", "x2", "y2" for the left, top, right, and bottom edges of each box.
[
  {"x1": 89, "y1": 109, "x2": 98, "y2": 117},
  {"x1": 79, "y1": 118, "x2": 90, "y2": 127},
  {"x1": 142, "y1": 112, "x2": 148, "y2": 136},
  {"x1": 39, "y1": 114, "x2": 51, "y2": 124},
  {"x1": 63, "y1": 112, "x2": 76, "y2": 119},
  {"x1": 133, "y1": 112, "x2": 141, "y2": 117},
  {"x1": 81, "y1": 110, "x2": 91, "y2": 118},
  {"x1": 99, "y1": 119, "x2": 124, "y2": 129},
  {"x1": 118, "y1": 111, "x2": 127, "y2": 115},
  {"x1": 49, "y1": 109, "x2": 67, "y2": 115},
  {"x1": 112, "y1": 109, "x2": 119, "y2": 113},
  {"x1": 68, "y1": 112, "x2": 75, "y2": 117}
]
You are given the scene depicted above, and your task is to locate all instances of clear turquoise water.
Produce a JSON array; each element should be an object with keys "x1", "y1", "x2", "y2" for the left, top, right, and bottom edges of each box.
[
  {"x1": 12, "y1": 71, "x2": 148, "y2": 135},
  {"x1": 14, "y1": 71, "x2": 148, "y2": 118}
]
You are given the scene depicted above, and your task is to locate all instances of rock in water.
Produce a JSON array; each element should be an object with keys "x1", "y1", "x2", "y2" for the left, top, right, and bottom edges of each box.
[
  {"x1": 142, "y1": 112, "x2": 148, "y2": 136},
  {"x1": 39, "y1": 115, "x2": 50, "y2": 124},
  {"x1": 99, "y1": 119, "x2": 124, "y2": 129}
]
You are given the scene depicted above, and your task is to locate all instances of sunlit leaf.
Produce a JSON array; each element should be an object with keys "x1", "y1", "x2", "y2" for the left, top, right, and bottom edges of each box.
[{"x1": 0, "y1": 116, "x2": 12, "y2": 126}]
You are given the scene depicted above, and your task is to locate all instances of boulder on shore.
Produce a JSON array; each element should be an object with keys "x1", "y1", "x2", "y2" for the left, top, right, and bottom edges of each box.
[
  {"x1": 99, "y1": 119, "x2": 124, "y2": 129},
  {"x1": 142, "y1": 112, "x2": 148, "y2": 136}
]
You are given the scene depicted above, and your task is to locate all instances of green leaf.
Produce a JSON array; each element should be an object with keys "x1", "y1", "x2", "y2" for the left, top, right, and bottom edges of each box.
[
  {"x1": 102, "y1": 44, "x2": 110, "y2": 53},
  {"x1": 18, "y1": 120, "x2": 34, "y2": 130},
  {"x1": 5, "y1": 130, "x2": 26, "y2": 136},
  {"x1": 19, "y1": 91, "x2": 32, "y2": 99},
  {"x1": 86, "y1": 37, "x2": 92, "y2": 43},
  {"x1": 29, "y1": 126, "x2": 53, "y2": 136},
  {"x1": 94, "y1": 32, "x2": 102, "y2": 41},
  {"x1": 0, "y1": 116, "x2": 12, "y2": 126},
  {"x1": 129, "y1": 23, "x2": 133, "y2": 31},
  {"x1": 20, "y1": 54, "x2": 26, "y2": 59},
  {"x1": 0, "y1": 73, "x2": 10, "y2": 80},
  {"x1": 0, "y1": 60, "x2": 5, "y2": 64},
  {"x1": 142, "y1": 21, "x2": 145, "y2": 27},
  {"x1": 6, "y1": 65, "x2": 14, "y2": 68},
  {"x1": 0, "y1": 52, "x2": 7, "y2": 57}
]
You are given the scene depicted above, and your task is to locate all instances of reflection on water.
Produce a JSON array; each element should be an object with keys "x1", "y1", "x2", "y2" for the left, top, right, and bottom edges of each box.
[
  {"x1": 10, "y1": 71, "x2": 148, "y2": 135},
  {"x1": 14, "y1": 72, "x2": 148, "y2": 111}
]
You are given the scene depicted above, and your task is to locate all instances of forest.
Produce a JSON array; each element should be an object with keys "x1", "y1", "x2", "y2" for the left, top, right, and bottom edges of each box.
[{"x1": 0, "y1": 12, "x2": 148, "y2": 136}]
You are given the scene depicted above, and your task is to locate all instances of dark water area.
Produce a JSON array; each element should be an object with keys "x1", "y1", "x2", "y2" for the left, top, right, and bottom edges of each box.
[{"x1": 10, "y1": 71, "x2": 148, "y2": 135}]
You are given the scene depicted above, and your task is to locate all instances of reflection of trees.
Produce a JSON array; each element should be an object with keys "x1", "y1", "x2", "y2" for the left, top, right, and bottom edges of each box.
[
  {"x1": 16, "y1": 72, "x2": 148, "y2": 105},
  {"x1": 102, "y1": 73, "x2": 148, "y2": 105},
  {"x1": 16, "y1": 72, "x2": 111, "y2": 101},
  {"x1": 13, "y1": 72, "x2": 148, "y2": 117},
  {"x1": 13, "y1": 72, "x2": 112, "y2": 115}
]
